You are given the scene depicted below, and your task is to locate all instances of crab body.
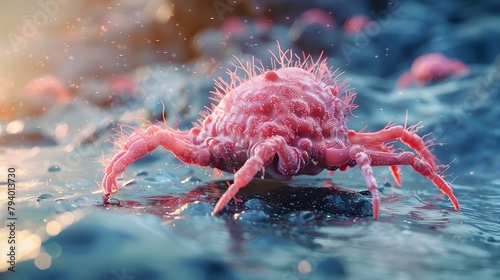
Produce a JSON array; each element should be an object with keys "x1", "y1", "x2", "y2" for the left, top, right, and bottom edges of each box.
[
  {"x1": 192, "y1": 66, "x2": 350, "y2": 179},
  {"x1": 102, "y1": 47, "x2": 460, "y2": 219}
]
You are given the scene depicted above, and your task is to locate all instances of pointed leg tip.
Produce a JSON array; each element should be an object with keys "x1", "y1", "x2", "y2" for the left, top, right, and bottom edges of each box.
[
  {"x1": 211, "y1": 204, "x2": 224, "y2": 216},
  {"x1": 212, "y1": 205, "x2": 225, "y2": 216},
  {"x1": 212, "y1": 201, "x2": 225, "y2": 216},
  {"x1": 101, "y1": 184, "x2": 118, "y2": 200},
  {"x1": 100, "y1": 187, "x2": 115, "y2": 197},
  {"x1": 213, "y1": 191, "x2": 234, "y2": 215}
]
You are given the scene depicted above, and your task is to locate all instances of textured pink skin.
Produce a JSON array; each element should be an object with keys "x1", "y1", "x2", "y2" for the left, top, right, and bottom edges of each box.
[
  {"x1": 397, "y1": 53, "x2": 469, "y2": 87},
  {"x1": 101, "y1": 47, "x2": 460, "y2": 219},
  {"x1": 193, "y1": 67, "x2": 349, "y2": 178}
]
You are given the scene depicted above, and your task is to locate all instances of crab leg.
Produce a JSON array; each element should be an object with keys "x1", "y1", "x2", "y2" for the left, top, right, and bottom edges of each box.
[
  {"x1": 101, "y1": 125, "x2": 211, "y2": 196},
  {"x1": 368, "y1": 149, "x2": 460, "y2": 211},
  {"x1": 350, "y1": 145, "x2": 381, "y2": 219},
  {"x1": 212, "y1": 136, "x2": 302, "y2": 214},
  {"x1": 347, "y1": 126, "x2": 437, "y2": 169},
  {"x1": 324, "y1": 145, "x2": 382, "y2": 219},
  {"x1": 325, "y1": 146, "x2": 459, "y2": 219},
  {"x1": 348, "y1": 125, "x2": 438, "y2": 185}
]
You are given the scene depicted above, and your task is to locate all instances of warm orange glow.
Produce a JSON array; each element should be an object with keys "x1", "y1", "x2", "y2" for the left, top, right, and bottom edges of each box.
[
  {"x1": 6, "y1": 119, "x2": 24, "y2": 134},
  {"x1": 54, "y1": 122, "x2": 69, "y2": 138},
  {"x1": 298, "y1": 259, "x2": 312, "y2": 274},
  {"x1": 34, "y1": 252, "x2": 52, "y2": 270},
  {"x1": 20, "y1": 233, "x2": 42, "y2": 260},
  {"x1": 57, "y1": 211, "x2": 75, "y2": 226},
  {"x1": 46, "y1": 221, "x2": 61, "y2": 236}
]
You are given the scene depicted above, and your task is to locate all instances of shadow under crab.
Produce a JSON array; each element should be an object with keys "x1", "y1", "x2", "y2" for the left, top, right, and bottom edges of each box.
[
  {"x1": 202, "y1": 179, "x2": 373, "y2": 219},
  {"x1": 103, "y1": 178, "x2": 374, "y2": 220}
]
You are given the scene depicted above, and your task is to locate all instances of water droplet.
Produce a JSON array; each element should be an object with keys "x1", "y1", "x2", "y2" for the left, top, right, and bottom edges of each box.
[
  {"x1": 287, "y1": 211, "x2": 316, "y2": 224},
  {"x1": 178, "y1": 201, "x2": 213, "y2": 216},
  {"x1": 244, "y1": 198, "x2": 264, "y2": 210},
  {"x1": 234, "y1": 210, "x2": 269, "y2": 225},
  {"x1": 135, "y1": 170, "x2": 148, "y2": 176},
  {"x1": 37, "y1": 193, "x2": 54, "y2": 202},
  {"x1": 48, "y1": 165, "x2": 61, "y2": 172},
  {"x1": 181, "y1": 176, "x2": 201, "y2": 184},
  {"x1": 107, "y1": 198, "x2": 120, "y2": 205}
]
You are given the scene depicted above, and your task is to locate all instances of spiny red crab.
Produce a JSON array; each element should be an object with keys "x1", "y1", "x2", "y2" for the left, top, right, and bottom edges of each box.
[{"x1": 101, "y1": 46, "x2": 460, "y2": 219}]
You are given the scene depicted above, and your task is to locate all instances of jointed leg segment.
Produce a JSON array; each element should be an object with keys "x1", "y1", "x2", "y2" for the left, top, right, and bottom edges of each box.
[
  {"x1": 349, "y1": 145, "x2": 381, "y2": 219},
  {"x1": 347, "y1": 125, "x2": 439, "y2": 188},
  {"x1": 101, "y1": 125, "x2": 211, "y2": 196},
  {"x1": 325, "y1": 137, "x2": 459, "y2": 219},
  {"x1": 347, "y1": 125, "x2": 437, "y2": 169},
  {"x1": 212, "y1": 136, "x2": 302, "y2": 214}
]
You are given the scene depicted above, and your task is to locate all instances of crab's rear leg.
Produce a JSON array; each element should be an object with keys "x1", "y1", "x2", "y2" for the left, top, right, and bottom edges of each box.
[
  {"x1": 367, "y1": 150, "x2": 460, "y2": 211},
  {"x1": 325, "y1": 146, "x2": 459, "y2": 219},
  {"x1": 212, "y1": 136, "x2": 303, "y2": 214},
  {"x1": 348, "y1": 125, "x2": 438, "y2": 184},
  {"x1": 101, "y1": 125, "x2": 211, "y2": 196},
  {"x1": 348, "y1": 126, "x2": 437, "y2": 168}
]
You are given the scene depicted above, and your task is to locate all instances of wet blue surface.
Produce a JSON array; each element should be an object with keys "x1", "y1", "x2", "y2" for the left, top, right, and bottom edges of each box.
[{"x1": 1, "y1": 0, "x2": 500, "y2": 279}]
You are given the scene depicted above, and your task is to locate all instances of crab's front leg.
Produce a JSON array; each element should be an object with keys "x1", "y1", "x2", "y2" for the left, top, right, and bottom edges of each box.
[
  {"x1": 325, "y1": 145, "x2": 381, "y2": 219},
  {"x1": 212, "y1": 136, "x2": 304, "y2": 214},
  {"x1": 101, "y1": 125, "x2": 211, "y2": 196}
]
